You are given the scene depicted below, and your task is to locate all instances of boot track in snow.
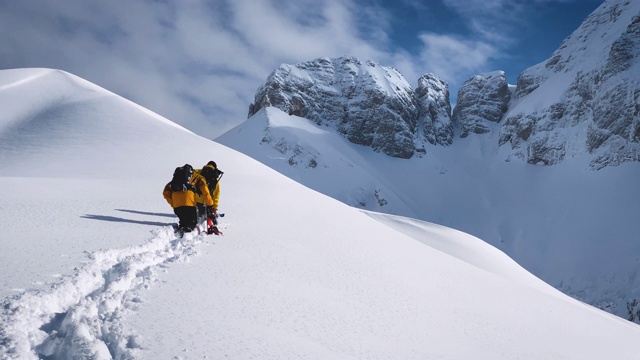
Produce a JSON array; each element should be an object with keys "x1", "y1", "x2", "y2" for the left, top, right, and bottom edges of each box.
[{"x1": 0, "y1": 224, "x2": 223, "y2": 359}]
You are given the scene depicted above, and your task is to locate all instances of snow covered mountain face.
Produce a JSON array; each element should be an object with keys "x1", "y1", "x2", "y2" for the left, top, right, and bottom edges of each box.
[
  {"x1": 498, "y1": 0, "x2": 640, "y2": 168},
  {"x1": 248, "y1": 0, "x2": 639, "y2": 170},
  {"x1": 218, "y1": 0, "x2": 640, "y2": 323},
  {"x1": 248, "y1": 56, "x2": 453, "y2": 159}
]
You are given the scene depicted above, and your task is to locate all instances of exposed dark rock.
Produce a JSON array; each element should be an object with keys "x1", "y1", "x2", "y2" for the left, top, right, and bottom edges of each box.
[
  {"x1": 249, "y1": 56, "x2": 452, "y2": 159},
  {"x1": 452, "y1": 71, "x2": 511, "y2": 138},
  {"x1": 416, "y1": 74, "x2": 453, "y2": 146},
  {"x1": 499, "y1": 2, "x2": 640, "y2": 168}
]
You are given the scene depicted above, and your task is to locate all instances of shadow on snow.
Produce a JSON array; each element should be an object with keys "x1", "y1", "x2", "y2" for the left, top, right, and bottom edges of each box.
[
  {"x1": 115, "y1": 209, "x2": 175, "y2": 218},
  {"x1": 81, "y1": 214, "x2": 173, "y2": 227}
]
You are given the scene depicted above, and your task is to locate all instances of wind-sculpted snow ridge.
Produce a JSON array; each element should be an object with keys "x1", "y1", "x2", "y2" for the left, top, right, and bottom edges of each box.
[{"x1": 0, "y1": 226, "x2": 209, "y2": 359}]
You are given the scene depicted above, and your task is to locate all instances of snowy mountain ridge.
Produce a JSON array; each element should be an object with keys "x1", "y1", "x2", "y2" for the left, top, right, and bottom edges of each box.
[
  {"x1": 246, "y1": 0, "x2": 639, "y2": 170},
  {"x1": 248, "y1": 56, "x2": 453, "y2": 159}
]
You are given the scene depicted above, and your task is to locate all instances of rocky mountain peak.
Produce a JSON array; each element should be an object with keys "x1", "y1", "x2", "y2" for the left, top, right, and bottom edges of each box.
[
  {"x1": 499, "y1": 0, "x2": 640, "y2": 168},
  {"x1": 452, "y1": 71, "x2": 512, "y2": 138},
  {"x1": 416, "y1": 73, "x2": 454, "y2": 146},
  {"x1": 247, "y1": 1, "x2": 638, "y2": 169},
  {"x1": 249, "y1": 56, "x2": 452, "y2": 159}
]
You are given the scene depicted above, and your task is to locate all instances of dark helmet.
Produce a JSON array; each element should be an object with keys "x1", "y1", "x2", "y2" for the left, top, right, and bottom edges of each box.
[{"x1": 207, "y1": 161, "x2": 217, "y2": 169}]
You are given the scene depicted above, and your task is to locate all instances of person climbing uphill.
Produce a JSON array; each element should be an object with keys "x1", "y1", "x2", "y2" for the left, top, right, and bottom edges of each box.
[
  {"x1": 162, "y1": 163, "x2": 214, "y2": 237},
  {"x1": 195, "y1": 160, "x2": 224, "y2": 235}
]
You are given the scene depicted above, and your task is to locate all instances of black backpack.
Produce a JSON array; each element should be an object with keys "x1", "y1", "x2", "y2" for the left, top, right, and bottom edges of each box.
[
  {"x1": 200, "y1": 166, "x2": 223, "y2": 193},
  {"x1": 170, "y1": 165, "x2": 198, "y2": 193}
]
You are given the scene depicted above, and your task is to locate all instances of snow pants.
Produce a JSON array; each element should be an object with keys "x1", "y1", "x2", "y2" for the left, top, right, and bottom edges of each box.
[{"x1": 174, "y1": 206, "x2": 198, "y2": 232}]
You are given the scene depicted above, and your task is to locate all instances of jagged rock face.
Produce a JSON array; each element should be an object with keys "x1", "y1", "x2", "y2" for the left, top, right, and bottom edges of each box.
[
  {"x1": 416, "y1": 74, "x2": 453, "y2": 146},
  {"x1": 499, "y1": 0, "x2": 640, "y2": 168},
  {"x1": 452, "y1": 71, "x2": 511, "y2": 138},
  {"x1": 249, "y1": 56, "x2": 439, "y2": 159}
]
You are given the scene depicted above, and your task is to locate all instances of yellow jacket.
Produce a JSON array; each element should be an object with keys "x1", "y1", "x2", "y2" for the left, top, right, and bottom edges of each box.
[
  {"x1": 194, "y1": 166, "x2": 221, "y2": 209},
  {"x1": 163, "y1": 172, "x2": 214, "y2": 208}
]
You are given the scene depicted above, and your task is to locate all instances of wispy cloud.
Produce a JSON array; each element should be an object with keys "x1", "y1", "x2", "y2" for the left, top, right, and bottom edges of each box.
[
  {"x1": 410, "y1": 0, "x2": 592, "y2": 93},
  {"x1": 1, "y1": 0, "x2": 395, "y2": 136},
  {"x1": 416, "y1": 33, "x2": 497, "y2": 83},
  {"x1": 0, "y1": 0, "x2": 582, "y2": 136},
  {"x1": 441, "y1": 0, "x2": 529, "y2": 39}
]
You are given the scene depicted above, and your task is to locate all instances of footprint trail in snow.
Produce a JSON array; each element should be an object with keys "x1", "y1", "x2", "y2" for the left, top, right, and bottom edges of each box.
[{"x1": 0, "y1": 225, "x2": 220, "y2": 359}]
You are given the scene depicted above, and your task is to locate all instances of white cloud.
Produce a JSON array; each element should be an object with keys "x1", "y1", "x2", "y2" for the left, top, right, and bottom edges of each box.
[
  {"x1": 419, "y1": 33, "x2": 496, "y2": 72},
  {"x1": 0, "y1": 0, "x2": 405, "y2": 137},
  {"x1": 0, "y1": 0, "x2": 569, "y2": 135},
  {"x1": 440, "y1": 0, "x2": 527, "y2": 44},
  {"x1": 439, "y1": 0, "x2": 597, "y2": 43},
  {"x1": 413, "y1": 33, "x2": 497, "y2": 94},
  {"x1": 226, "y1": 0, "x2": 386, "y2": 64}
]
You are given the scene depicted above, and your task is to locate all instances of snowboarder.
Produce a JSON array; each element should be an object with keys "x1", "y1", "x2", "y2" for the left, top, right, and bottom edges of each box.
[
  {"x1": 163, "y1": 164, "x2": 215, "y2": 236},
  {"x1": 195, "y1": 160, "x2": 224, "y2": 235}
]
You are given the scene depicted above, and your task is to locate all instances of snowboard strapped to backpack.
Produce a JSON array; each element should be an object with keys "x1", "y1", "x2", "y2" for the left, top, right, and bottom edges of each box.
[{"x1": 170, "y1": 164, "x2": 199, "y2": 193}]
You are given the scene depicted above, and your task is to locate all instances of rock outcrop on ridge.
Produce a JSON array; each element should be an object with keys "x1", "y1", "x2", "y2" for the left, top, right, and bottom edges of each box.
[
  {"x1": 497, "y1": 0, "x2": 640, "y2": 168},
  {"x1": 249, "y1": 56, "x2": 453, "y2": 159},
  {"x1": 451, "y1": 71, "x2": 512, "y2": 138},
  {"x1": 416, "y1": 73, "x2": 454, "y2": 146}
]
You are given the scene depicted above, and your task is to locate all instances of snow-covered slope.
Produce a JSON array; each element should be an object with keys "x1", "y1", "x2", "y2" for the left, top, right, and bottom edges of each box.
[
  {"x1": 2, "y1": 68, "x2": 640, "y2": 359},
  {"x1": 217, "y1": 107, "x2": 414, "y2": 215},
  {"x1": 0, "y1": 68, "x2": 198, "y2": 178},
  {"x1": 218, "y1": 105, "x2": 640, "y2": 323}
]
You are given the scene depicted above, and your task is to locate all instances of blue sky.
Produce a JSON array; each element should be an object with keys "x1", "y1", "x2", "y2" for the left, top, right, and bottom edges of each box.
[
  {"x1": 377, "y1": 0, "x2": 601, "y2": 84},
  {"x1": 0, "y1": 0, "x2": 603, "y2": 138}
]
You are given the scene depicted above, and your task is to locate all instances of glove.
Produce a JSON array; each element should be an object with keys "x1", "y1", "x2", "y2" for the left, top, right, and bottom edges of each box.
[{"x1": 206, "y1": 206, "x2": 216, "y2": 218}]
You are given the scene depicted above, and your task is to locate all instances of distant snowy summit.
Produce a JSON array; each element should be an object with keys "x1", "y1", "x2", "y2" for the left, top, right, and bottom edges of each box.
[
  {"x1": 248, "y1": 0, "x2": 639, "y2": 169},
  {"x1": 248, "y1": 56, "x2": 453, "y2": 159}
]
